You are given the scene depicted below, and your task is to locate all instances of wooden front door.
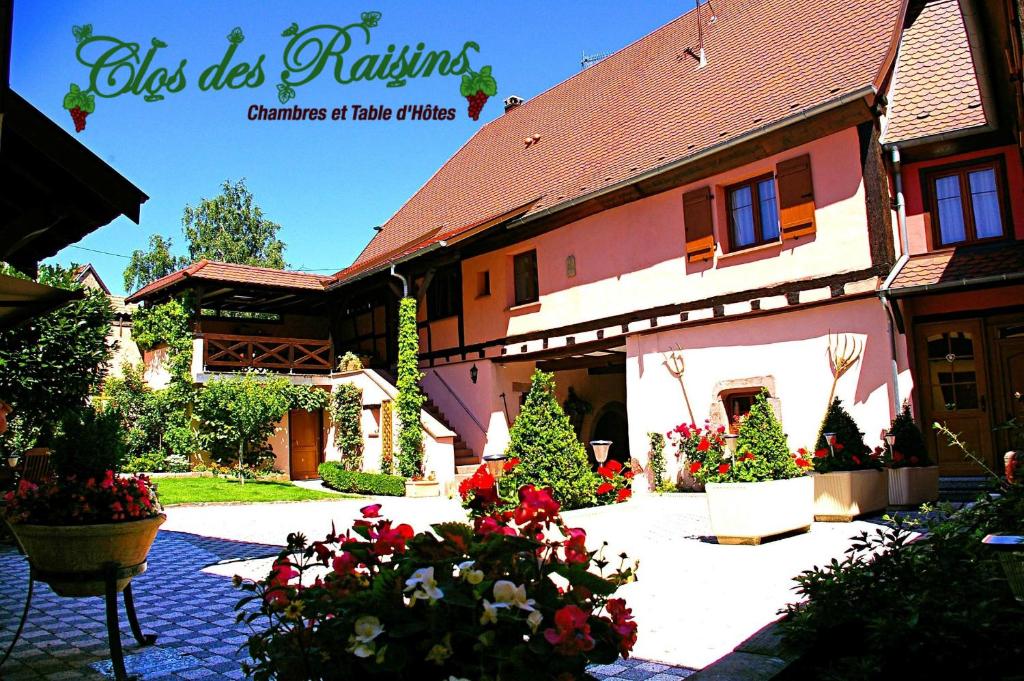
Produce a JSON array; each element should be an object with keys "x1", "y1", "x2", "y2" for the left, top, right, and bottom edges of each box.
[
  {"x1": 992, "y1": 319, "x2": 1024, "y2": 454},
  {"x1": 915, "y1": 320, "x2": 994, "y2": 475},
  {"x1": 289, "y1": 409, "x2": 322, "y2": 480}
]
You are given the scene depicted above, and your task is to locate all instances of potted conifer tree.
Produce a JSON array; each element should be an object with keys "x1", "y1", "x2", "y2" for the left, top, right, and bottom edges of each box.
[
  {"x1": 884, "y1": 404, "x2": 938, "y2": 506},
  {"x1": 697, "y1": 391, "x2": 813, "y2": 544},
  {"x1": 811, "y1": 398, "x2": 887, "y2": 521}
]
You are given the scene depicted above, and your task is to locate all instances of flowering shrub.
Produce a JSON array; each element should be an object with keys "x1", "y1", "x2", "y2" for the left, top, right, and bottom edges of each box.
[
  {"x1": 595, "y1": 459, "x2": 634, "y2": 504},
  {"x1": 683, "y1": 392, "x2": 809, "y2": 483},
  {"x1": 460, "y1": 457, "x2": 631, "y2": 518},
  {"x1": 667, "y1": 422, "x2": 726, "y2": 485},
  {"x1": 3, "y1": 472, "x2": 162, "y2": 525},
  {"x1": 881, "y1": 404, "x2": 932, "y2": 468},
  {"x1": 813, "y1": 398, "x2": 879, "y2": 472},
  {"x1": 236, "y1": 488, "x2": 639, "y2": 680}
]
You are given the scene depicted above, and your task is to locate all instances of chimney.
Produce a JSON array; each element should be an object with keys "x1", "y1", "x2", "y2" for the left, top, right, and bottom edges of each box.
[{"x1": 504, "y1": 95, "x2": 524, "y2": 112}]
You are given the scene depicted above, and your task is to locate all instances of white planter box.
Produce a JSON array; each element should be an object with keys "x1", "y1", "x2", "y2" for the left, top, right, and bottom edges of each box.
[
  {"x1": 887, "y1": 466, "x2": 939, "y2": 507},
  {"x1": 405, "y1": 480, "x2": 440, "y2": 498},
  {"x1": 813, "y1": 469, "x2": 888, "y2": 522},
  {"x1": 705, "y1": 475, "x2": 813, "y2": 545}
]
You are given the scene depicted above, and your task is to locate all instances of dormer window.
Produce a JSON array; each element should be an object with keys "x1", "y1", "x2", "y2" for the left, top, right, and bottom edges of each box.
[{"x1": 926, "y1": 159, "x2": 1007, "y2": 247}]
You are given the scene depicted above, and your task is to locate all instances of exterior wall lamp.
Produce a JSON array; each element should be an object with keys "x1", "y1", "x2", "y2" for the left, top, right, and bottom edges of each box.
[
  {"x1": 470, "y1": 364, "x2": 478, "y2": 384},
  {"x1": 590, "y1": 440, "x2": 612, "y2": 464}
]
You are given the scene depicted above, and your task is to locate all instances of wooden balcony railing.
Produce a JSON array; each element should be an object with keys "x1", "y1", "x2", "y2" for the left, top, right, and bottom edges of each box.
[{"x1": 202, "y1": 333, "x2": 333, "y2": 374}]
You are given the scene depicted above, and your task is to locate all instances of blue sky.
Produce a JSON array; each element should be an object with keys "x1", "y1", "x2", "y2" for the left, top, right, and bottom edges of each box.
[{"x1": 11, "y1": 1, "x2": 685, "y2": 294}]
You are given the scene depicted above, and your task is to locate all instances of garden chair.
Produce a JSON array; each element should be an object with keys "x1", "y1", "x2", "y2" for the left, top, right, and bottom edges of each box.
[{"x1": 21, "y1": 449, "x2": 52, "y2": 484}]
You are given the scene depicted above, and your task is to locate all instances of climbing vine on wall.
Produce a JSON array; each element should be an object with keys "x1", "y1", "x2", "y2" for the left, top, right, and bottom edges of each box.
[
  {"x1": 648, "y1": 431, "x2": 668, "y2": 492},
  {"x1": 131, "y1": 297, "x2": 194, "y2": 388},
  {"x1": 330, "y1": 383, "x2": 363, "y2": 471},
  {"x1": 396, "y1": 297, "x2": 425, "y2": 478}
]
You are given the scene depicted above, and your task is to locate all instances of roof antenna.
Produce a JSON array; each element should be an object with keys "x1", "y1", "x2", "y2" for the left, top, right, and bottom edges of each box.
[
  {"x1": 683, "y1": 0, "x2": 716, "y2": 68},
  {"x1": 580, "y1": 50, "x2": 611, "y2": 70}
]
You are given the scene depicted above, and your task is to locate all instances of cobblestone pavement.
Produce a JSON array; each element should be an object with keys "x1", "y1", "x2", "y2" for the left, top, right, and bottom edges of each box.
[{"x1": 0, "y1": 529, "x2": 697, "y2": 679}]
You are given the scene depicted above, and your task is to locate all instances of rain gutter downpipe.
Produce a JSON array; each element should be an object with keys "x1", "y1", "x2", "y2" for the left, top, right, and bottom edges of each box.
[
  {"x1": 389, "y1": 264, "x2": 410, "y2": 298},
  {"x1": 879, "y1": 144, "x2": 910, "y2": 415}
]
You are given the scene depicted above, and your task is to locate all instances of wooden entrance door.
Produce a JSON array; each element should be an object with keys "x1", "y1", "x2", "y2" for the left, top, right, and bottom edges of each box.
[
  {"x1": 992, "y1": 319, "x2": 1024, "y2": 454},
  {"x1": 289, "y1": 409, "x2": 322, "y2": 480},
  {"x1": 915, "y1": 320, "x2": 994, "y2": 475}
]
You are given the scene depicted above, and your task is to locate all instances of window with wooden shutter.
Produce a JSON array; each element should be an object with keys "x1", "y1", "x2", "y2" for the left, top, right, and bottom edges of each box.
[
  {"x1": 683, "y1": 186, "x2": 715, "y2": 262},
  {"x1": 776, "y1": 154, "x2": 816, "y2": 240}
]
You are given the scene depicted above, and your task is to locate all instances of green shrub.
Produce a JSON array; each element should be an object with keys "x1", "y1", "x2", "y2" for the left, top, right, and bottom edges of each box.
[
  {"x1": 501, "y1": 370, "x2": 598, "y2": 510},
  {"x1": 814, "y1": 397, "x2": 877, "y2": 472},
  {"x1": 131, "y1": 297, "x2": 194, "y2": 385},
  {"x1": 885, "y1": 403, "x2": 931, "y2": 467},
  {"x1": 781, "y1": 485, "x2": 1024, "y2": 679},
  {"x1": 702, "y1": 390, "x2": 807, "y2": 483},
  {"x1": 286, "y1": 385, "x2": 330, "y2": 412},
  {"x1": 50, "y1": 406, "x2": 126, "y2": 477},
  {"x1": 330, "y1": 383, "x2": 363, "y2": 470},
  {"x1": 318, "y1": 462, "x2": 405, "y2": 496},
  {"x1": 395, "y1": 297, "x2": 424, "y2": 477},
  {"x1": 337, "y1": 351, "x2": 363, "y2": 372},
  {"x1": 123, "y1": 451, "x2": 168, "y2": 473}
]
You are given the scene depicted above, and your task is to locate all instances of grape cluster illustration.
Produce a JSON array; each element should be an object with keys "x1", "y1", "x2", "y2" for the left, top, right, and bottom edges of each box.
[
  {"x1": 460, "y1": 66, "x2": 498, "y2": 121},
  {"x1": 62, "y1": 84, "x2": 95, "y2": 133}
]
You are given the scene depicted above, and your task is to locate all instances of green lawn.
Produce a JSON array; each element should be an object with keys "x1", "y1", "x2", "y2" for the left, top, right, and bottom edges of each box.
[{"x1": 155, "y1": 477, "x2": 351, "y2": 506}]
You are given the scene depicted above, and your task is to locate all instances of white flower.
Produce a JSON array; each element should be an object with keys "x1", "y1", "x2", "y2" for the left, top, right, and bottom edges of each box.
[
  {"x1": 492, "y1": 580, "x2": 536, "y2": 612},
  {"x1": 353, "y1": 615, "x2": 384, "y2": 643},
  {"x1": 347, "y1": 615, "x2": 384, "y2": 658},
  {"x1": 527, "y1": 610, "x2": 543, "y2": 633},
  {"x1": 456, "y1": 560, "x2": 485, "y2": 584},
  {"x1": 405, "y1": 566, "x2": 444, "y2": 603},
  {"x1": 480, "y1": 599, "x2": 505, "y2": 625}
]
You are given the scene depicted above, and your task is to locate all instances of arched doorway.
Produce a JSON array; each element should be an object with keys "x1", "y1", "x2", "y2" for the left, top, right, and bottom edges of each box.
[{"x1": 590, "y1": 401, "x2": 630, "y2": 465}]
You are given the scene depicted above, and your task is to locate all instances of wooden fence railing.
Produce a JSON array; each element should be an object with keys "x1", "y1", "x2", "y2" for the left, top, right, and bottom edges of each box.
[{"x1": 202, "y1": 333, "x2": 333, "y2": 373}]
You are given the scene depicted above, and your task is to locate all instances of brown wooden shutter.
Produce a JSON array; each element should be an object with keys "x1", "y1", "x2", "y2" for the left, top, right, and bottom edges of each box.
[
  {"x1": 683, "y1": 186, "x2": 715, "y2": 262},
  {"x1": 776, "y1": 154, "x2": 816, "y2": 240}
]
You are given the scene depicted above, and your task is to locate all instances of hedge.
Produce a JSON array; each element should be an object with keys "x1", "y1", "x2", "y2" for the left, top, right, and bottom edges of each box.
[{"x1": 318, "y1": 462, "x2": 405, "y2": 496}]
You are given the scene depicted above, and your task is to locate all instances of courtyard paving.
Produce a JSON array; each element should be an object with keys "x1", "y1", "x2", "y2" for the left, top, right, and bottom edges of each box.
[{"x1": 0, "y1": 491, "x2": 886, "y2": 678}]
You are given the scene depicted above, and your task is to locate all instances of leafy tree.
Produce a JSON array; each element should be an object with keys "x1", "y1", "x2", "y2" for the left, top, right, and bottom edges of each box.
[
  {"x1": 502, "y1": 370, "x2": 598, "y2": 510},
  {"x1": 123, "y1": 234, "x2": 188, "y2": 293},
  {"x1": 183, "y1": 178, "x2": 286, "y2": 268},
  {"x1": 396, "y1": 297, "x2": 424, "y2": 477},
  {"x1": 815, "y1": 397, "x2": 876, "y2": 472},
  {"x1": 193, "y1": 371, "x2": 291, "y2": 481},
  {"x1": 0, "y1": 264, "x2": 113, "y2": 454}
]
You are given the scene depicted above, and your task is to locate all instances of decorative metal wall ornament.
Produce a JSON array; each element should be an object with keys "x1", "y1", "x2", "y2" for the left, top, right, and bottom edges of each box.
[
  {"x1": 662, "y1": 344, "x2": 695, "y2": 424},
  {"x1": 824, "y1": 331, "x2": 864, "y2": 412}
]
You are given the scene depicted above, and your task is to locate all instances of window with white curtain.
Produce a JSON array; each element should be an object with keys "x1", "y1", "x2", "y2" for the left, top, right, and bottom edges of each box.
[
  {"x1": 727, "y1": 174, "x2": 780, "y2": 249},
  {"x1": 928, "y1": 160, "x2": 1007, "y2": 247}
]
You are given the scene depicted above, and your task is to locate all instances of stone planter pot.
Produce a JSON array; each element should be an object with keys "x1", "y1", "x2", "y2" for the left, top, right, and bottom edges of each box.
[
  {"x1": 405, "y1": 479, "x2": 440, "y2": 498},
  {"x1": 887, "y1": 465, "x2": 939, "y2": 507},
  {"x1": 9, "y1": 514, "x2": 166, "y2": 597},
  {"x1": 813, "y1": 469, "x2": 887, "y2": 522},
  {"x1": 705, "y1": 475, "x2": 813, "y2": 545}
]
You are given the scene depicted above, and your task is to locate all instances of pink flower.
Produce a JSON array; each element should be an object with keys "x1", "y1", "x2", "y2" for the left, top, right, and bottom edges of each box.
[
  {"x1": 544, "y1": 605, "x2": 595, "y2": 655},
  {"x1": 360, "y1": 504, "x2": 382, "y2": 518}
]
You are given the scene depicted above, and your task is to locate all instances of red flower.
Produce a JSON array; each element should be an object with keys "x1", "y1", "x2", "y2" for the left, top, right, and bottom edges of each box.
[
  {"x1": 360, "y1": 503, "x2": 382, "y2": 518},
  {"x1": 851, "y1": 455, "x2": 861, "y2": 466},
  {"x1": 910, "y1": 455, "x2": 919, "y2": 465},
  {"x1": 740, "y1": 452, "x2": 755, "y2": 462},
  {"x1": 503, "y1": 457, "x2": 521, "y2": 472},
  {"x1": 833, "y1": 442, "x2": 845, "y2": 452},
  {"x1": 718, "y1": 463, "x2": 730, "y2": 475},
  {"x1": 265, "y1": 558, "x2": 298, "y2": 606},
  {"x1": 697, "y1": 437, "x2": 710, "y2": 452},
  {"x1": 369, "y1": 521, "x2": 414, "y2": 556},
  {"x1": 605, "y1": 598, "x2": 638, "y2": 656},
  {"x1": 598, "y1": 465, "x2": 614, "y2": 480},
  {"x1": 514, "y1": 485, "x2": 561, "y2": 527},
  {"x1": 596, "y1": 482, "x2": 614, "y2": 495},
  {"x1": 606, "y1": 460, "x2": 623, "y2": 473},
  {"x1": 689, "y1": 461, "x2": 702, "y2": 475},
  {"x1": 563, "y1": 527, "x2": 589, "y2": 564},
  {"x1": 814, "y1": 448, "x2": 829, "y2": 458},
  {"x1": 795, "y1": 458, "x2": 811, "y2": 468},
  {"x1": 616, "y1": 488, "x2": 632, "y2": 503},
  {"x1": 623, "y1": 470, "x2": 635, "y2": 480},
  {"x1": 544, "y1": 605, "x2": 595, "y2": 655},
  {"x1": 893, "y1": 451, "x2": 904, "y2": 462}
]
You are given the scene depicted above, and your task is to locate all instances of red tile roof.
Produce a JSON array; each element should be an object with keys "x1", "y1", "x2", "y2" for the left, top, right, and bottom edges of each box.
[
  {"x1": 125, "y1": 260, "x2": 328, "y2": 303},
  {"x1": 889, "y1": 241, "x2": 1024, "y2": 292},
  {"x1": 884, "y1": 0, "x2": 988, "y2": 144},
  {"x1": 335, "y1": 0, "x2": 902, "y2": 283}
]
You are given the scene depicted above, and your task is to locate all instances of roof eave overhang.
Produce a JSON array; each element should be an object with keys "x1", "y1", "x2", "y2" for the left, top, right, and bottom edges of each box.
[
  {"x1": 330, "y1": 85, "x2": 877, "y2": 292},
  {"x1": 887, "y1": 271, "x2": 1024, "y2": 298}
]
